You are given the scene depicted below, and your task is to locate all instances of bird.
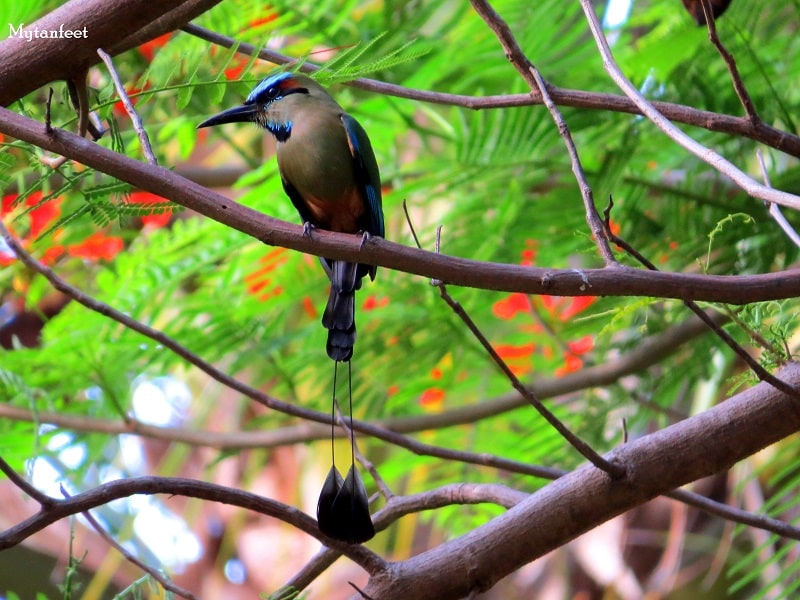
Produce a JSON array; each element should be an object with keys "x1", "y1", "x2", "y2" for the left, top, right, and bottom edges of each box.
[
  {"x1": 197, "y1": 72, "x2": 384, "y2": 363},
  {"x1": 681, "y1": 0, "x2": 732, "y2": 25},
  {"x1": 198, "y1": 72, "x2": 381, "y2": 544}
]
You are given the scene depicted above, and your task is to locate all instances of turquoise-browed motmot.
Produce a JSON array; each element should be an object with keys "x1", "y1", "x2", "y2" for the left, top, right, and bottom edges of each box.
[
  {"x1": 198, "y1": 73, "x2": 382, "y2": 544},
  {"x1": 198, "y1": 72, "x2": 384, "y2": 362}
]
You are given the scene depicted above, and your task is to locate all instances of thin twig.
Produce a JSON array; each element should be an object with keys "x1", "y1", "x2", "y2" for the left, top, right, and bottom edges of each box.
[
  {"x1": 401, "y1": 199, "x2": 422, "y2": 249},
  {"x1": 42, "y1": 77, "x2": 104, "y2": 169},
  {"x1": 66, "y1": 76, "x2": 105, "y2": 141},
  {"x1": 44, "y1": 87, "x2": 54, "y2": 135},
  {"x1": 602, "y1": 198, "x2": 800, "y2": 400},
  {"x1": 349, "y1": 581, "x2": 376, "y2": 599},
  {"x1": 97, "y1": 48, "x2": 158, "y2": 166},
  {"x1": 0, "y1": 305, "x2": 720, "y2": 446},
  {"x1": 0, "y1": 474, "x2": 384, "y2": 572},
  {"x1": 530, "y1": 65, "x2": 617, "y2": 265},
  {"x1": 668, "y1": 487, "x2": 800, "y2": 541},
  {"x1": 0, "y1": 455, "x2": 56, "y2": 508},
  {"x1": 578, "y1": 0, "x2": 800, "y2": 212},
  {"x1": 756, "y1": 149, "x2": 800, "y2": 248},
  {"x1": 68, "y1": 74, "x2": 89, "y2": 139},
  {"x1": 435, "y1": 282, "x2": 624, "y2": 478},
  {"x1": 40, "y1": 87, "x2": 70, "y2": 170},
  {"x1": 72, "y1": 497, "x2": 199, "y2": 600},
  {"x1": 0, "y1": 221, "x2": 562, "y2": 484},
  {"x1": 468, "y1": 0, "x2": 617, "y2": 265},
  {"x1": 405, "y1": 212, "x2": 624, "y2": 478},
  {"x1": 179, "y1": 23, "x2": 800, "y2": 159},
  {"x1": 722, "y1": 303, "x2": 786, "y2": 360},
  {"x1": 699, "y1": 0, "x2": 758, "y2": 121}
]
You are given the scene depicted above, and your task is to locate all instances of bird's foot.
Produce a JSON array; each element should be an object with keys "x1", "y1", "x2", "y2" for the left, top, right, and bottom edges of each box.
[
  {"x1": 302, "y1": 222, "x2": 317, "y2": 239},
  {"x1": 358, "y1": 231, "x2": 372, "y2": 250}
]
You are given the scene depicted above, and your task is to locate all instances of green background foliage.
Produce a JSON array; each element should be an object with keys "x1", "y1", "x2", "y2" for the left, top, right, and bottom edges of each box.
[{"x1": 2, "y1": 0, "x2": 800, "y2": 597}]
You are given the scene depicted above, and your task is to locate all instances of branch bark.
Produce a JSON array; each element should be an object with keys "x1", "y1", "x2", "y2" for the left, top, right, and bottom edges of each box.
[
  {"x1": 2, "y1": 106, "x2": 800, "y2": 304},
  {"x1": 0, "y1": 310, "x2": 727, "y2": 449},
  {"x1": 183, "y1": 23, "x2": 800, "y2": 159},
  {"x1": 578, "y1": 0, "x2": 800, "y2": 211},
  {"x1": 361, "y1": 362, "x2": 800, "y2": 599},
  {"x1": 0, "y1": 0, "x2": 221, "y2": 107}
]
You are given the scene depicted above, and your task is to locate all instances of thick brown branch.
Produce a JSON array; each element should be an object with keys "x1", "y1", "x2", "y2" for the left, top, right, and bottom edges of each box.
[
  {"x1": 0, "y1": 0, "x2": 221, "y2": 107},
  {"x1": 362, "y1": 362, "x2": 800, "y2": 599},
  {"x1": 1, "y1": 106, "x2": 800, "y2": 304}
]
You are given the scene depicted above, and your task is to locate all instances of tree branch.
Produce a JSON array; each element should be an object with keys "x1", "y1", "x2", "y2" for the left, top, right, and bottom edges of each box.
[
  {"x1": 0, "y1": 473, "x2": 383, "y2": 572},
  {"x1": 577, "y1": 0, "x2": 800, "y2": 211},
  {"x1": 601, "y1": 199, "x2": 800, "y2": 399},
  {"x1": 0, "y1": 308, "x2": 728, "y2": 448},
  {"x1": 77, "y1": 503, "x2": 198, "y2": 600},
  {"x1": 0, "y1": 0, "x2": 222, "y2": 107},
  {"x1": 2, "y1": 106, "x2": 800, "y2": 304},
  {"x1": 468, "y1": 0, "x2": 618, "y2": 266},
  {"x1": 432, "y1": 265, "x2": 623, "y2": 476},
  {"x1": 0, "y1": 220, "x2": 562, "y2": 485},
  {"x1": 180, "y1": 23, "x2": 800, "y2": 159},
  {"x1": 699, "y1": 0, "x2": 758, "y2": 121},
  {"x1": 96, "y1": 49, "x2": 158, "y2": 165},
  {"x1": 361, "y1": 362, "x2": 800, "y2": 599}
]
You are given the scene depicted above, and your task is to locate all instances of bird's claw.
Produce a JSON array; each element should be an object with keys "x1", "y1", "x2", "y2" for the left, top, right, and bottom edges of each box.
[
  {"x1": 303, "y1": 222, "x2": 316, "y2": 239},
  {"x1": 359, "y1": 231, "x2": 372, "y2": 250}
]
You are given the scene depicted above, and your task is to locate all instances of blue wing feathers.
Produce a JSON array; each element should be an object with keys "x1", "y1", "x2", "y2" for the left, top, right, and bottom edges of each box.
[{"x1": 340, "y1": 114, "x2": 384, "y2": 239}]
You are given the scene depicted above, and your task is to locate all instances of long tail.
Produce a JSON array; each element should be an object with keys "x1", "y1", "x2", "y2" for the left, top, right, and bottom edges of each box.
[{"x1": 322, "y1": 260, "x2": 360, "y2": 362}]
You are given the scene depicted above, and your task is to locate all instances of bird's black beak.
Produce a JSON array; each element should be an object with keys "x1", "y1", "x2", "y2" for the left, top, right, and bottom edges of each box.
[{"x1": 197, "y1": 103, "x2": 259, "y2": 128}]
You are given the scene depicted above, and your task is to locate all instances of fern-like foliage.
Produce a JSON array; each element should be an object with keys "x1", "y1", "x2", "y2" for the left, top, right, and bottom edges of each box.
[{"x1": 3, "y1": 0, "x2": 800, "y2": 597}]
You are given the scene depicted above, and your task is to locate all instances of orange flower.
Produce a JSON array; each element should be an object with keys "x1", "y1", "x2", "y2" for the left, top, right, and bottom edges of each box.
[
  {"x1": 362, "y1": 295, "x2": 389, "y2": 311},
  {"x1": 67, "y1": 232, "x2": 124, "y2": 261},
  {"x1": 493, "y1": 292, "x2": 529, "y2": 320},
  {"x1": 126, "y1": 191, "x2": 172, "y2": 228},
  {"x1": 224, "y1": 57, "x2": 249, "y2": 81},
  {"x1": 520, "y1": 239, "x2": 538, "y2": 266},
  {"x1": 540, "y1": 295, "x2": 596, "y2": 321},
  {"x1": 554, "y1": 353, "x2": 583, "y2": 377},
  {"x1": 567, "y1": 335, "x2": 594, "y2": 355},
  {"x1": 249, "y1": 13, "x2": 278, "y2": 28},
  {"x1": 494, "y1": 342, "x2": 535, "y2": 376},
  {"x1": 2, "y1": 192, "x2": 62, "y2": 239},
  {"x1": 243, "y1": 249, "x2": 289, "y2": 300},
  {"x1": 302, "y1": 296, "x2": 317, "y2": 319},
  {"x1": 41, "y1": 245, "x2": 65, "y2": 265},
  {"x1": 420, "y1": 387, "x2": 445, "y2": 409},
  {"x1": 494, "y1": 343, "x2": 535, "y2": 360},
  {"x1": 138, "y1": 33, "x2": 172, "y2": 61}
]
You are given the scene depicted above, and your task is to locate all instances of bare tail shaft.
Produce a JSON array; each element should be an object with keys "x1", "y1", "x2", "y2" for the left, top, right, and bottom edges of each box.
[{"x1": 322, "y1": 260, "x2": 359, "y2": 361}]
